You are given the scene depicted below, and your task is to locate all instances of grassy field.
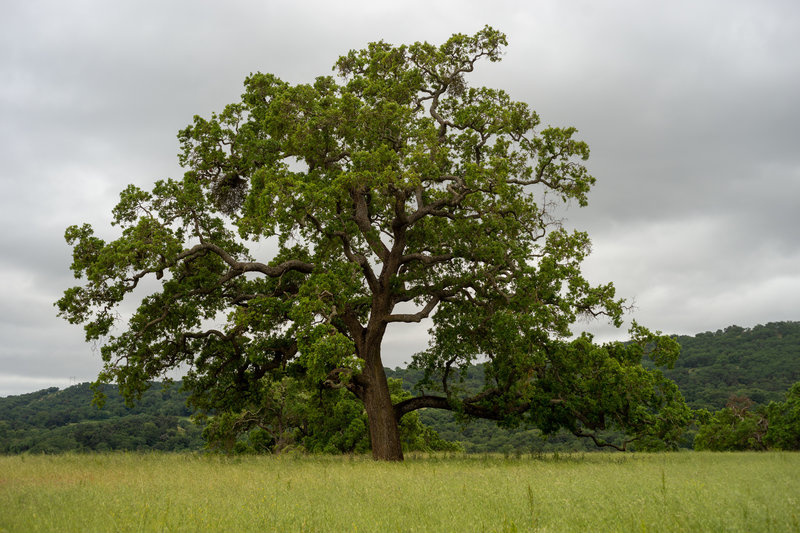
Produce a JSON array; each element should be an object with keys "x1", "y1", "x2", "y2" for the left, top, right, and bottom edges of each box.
[{"x1": 1, "y1": 451, "x2": 798, "y2": 532}]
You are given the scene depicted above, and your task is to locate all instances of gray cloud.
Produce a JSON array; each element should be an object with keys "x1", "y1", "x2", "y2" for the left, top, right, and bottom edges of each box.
[{"x1": 2, "y1": 0, "x2": 799, "y2": 396}]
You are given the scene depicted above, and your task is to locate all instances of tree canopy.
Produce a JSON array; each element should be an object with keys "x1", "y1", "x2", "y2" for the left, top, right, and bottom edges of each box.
[{"x1": 58, "y1": 27, "x2": 690, "y2": 460}]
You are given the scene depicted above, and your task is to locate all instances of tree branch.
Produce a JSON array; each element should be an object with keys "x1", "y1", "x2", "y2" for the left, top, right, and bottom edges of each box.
[
  {"x1": 185, "y1": 241, "x2": 314, "y2": 277},
  {"x1": 383, "y1": 293, "x2": 445, "y2": 323},
  {"x1": 352, "y1": 188, "x2": 390, "y2": 261},
  {"x1": 572, "y1": 430, "x2": 636, "y2": 452},
  {"x1": 393, "y1": 393, "x2": 528, "y2": 422},
  {"x1": 399, "y1": 252, "x2": 455, "y2": 266}
]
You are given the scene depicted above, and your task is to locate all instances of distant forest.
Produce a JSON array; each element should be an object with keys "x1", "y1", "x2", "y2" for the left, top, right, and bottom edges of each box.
[
  {"x1": 0, "y1": 383, "x2": 203, "y2": 453},
  {"x1": 2, "y1": 321, "x2": 798, "y2": 454},
  {"x1": 658, "y1": 322, "x2": 800, "y2": 409}
]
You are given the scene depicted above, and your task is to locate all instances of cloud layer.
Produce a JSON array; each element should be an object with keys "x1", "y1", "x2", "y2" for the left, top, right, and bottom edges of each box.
[{"x1": 2, "y1": 0, "x2": 798, "y2": 396}]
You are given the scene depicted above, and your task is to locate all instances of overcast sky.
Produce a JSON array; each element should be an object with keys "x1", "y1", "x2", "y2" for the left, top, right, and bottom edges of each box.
[{"x1": 1, "y1": 0, "x2": 798, "y2": 397}]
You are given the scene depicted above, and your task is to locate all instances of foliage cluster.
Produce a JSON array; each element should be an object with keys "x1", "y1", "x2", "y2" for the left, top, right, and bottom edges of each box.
[
  {"x1": 694, "y1": 381, "x2": 800, "y2": 451},
  {"x1": 391, "y1": 321, "x2": 800, "y2": 453},
  {"x1": 388, "y1": 365, "x2": 638, "y2": 452},
  {"x1": 199, "y1": 377, "x2": 460, "y2": 455}
]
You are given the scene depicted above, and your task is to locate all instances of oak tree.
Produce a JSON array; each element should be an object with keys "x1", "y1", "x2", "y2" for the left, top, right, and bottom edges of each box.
[{"x1": 58, "y1": 27, "x2": 690, "y2": 460}]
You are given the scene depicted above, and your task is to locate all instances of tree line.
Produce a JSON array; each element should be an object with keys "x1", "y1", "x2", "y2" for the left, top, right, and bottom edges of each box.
[{"x1": 3, "y1": 321, "x2": 798, "y2": 454}]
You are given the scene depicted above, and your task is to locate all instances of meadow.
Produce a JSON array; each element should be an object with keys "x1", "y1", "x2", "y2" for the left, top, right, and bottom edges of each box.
[{"x1": 1, "y1": 452, "x2": 798, "y2": 532}]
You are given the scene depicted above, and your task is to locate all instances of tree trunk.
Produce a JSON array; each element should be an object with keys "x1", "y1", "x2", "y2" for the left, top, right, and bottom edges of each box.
[{"x1": 361, "y1": 357, "x2": 404, "y2": 461}]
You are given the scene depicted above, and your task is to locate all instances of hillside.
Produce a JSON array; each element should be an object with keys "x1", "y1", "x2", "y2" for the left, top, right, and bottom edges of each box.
[
  {"x1": 659, "y1": 322, "x2": 800, "y2": 410},
  {"x1": 0, "y1": 382, "x2": 203, "y2": 453}
]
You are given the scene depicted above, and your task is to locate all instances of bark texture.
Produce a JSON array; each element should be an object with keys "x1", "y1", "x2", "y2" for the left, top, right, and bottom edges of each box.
[{"x1": 361, "y1": 359, "x2": 404, "y2": 461}]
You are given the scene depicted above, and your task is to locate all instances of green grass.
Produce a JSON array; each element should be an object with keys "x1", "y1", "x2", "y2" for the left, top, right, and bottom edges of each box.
[{"x1": 1, "y1": 452, "x2": 798, "y2": 532}]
